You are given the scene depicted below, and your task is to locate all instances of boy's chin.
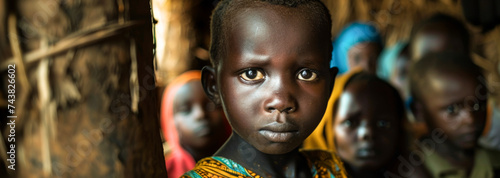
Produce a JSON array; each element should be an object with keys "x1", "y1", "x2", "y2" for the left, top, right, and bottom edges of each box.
[
  {"x1": 452, "y1": 137, "x2": 478, "y2": 151},
  {"x1": 457, "y1": 140, "x2": 478, "y2": 150},
  {"x1": 256, "y1": 142, "x2": 301, "y2": 155}
]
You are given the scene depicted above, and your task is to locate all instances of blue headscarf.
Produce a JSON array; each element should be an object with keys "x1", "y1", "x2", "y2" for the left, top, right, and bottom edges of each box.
[
  {"x1": 377, "y1": 41, "x2": 409, "y2": 81},
  {"x1": 331, "y1": 22, "x2": 382, "y2": 74}
]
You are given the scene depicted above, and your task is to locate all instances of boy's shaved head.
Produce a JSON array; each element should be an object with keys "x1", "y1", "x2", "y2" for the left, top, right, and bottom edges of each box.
[
  {"x1": 409, "y1": 13, "x2": 470, "y2": 61},
  {"x1": 410, "y1": 13, "x2": 470, "y2": 46},
  {"x1": 409, "y1": 52, "x2": 484, "y2": 102},
  {"x1": 210, "y1": 0, "x2": 332, "y2": 67}
]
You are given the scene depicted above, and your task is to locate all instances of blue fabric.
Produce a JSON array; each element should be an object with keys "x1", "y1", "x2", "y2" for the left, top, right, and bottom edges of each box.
[
  {"x1": 331, "y1": 22, "x2": 382, "y2": 74},
  {"x1": 212, "y1": 156, "x2": 253, "y2": 177},
  {"x1": 377, "y1": 41, "x2": 409, "y2": 80}
]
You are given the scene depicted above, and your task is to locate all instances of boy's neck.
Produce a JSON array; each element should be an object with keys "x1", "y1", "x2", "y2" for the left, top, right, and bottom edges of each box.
[
  {"x1": 344, "y1": 164, "x2": 385, "y2": 178},
  {"x1": 215, "y1": 132, "x2": 312, "y2": 178}
]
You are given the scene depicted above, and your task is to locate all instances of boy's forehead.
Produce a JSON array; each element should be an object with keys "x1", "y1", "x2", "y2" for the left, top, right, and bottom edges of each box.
[
  {"x1": 423, "y1": 70, "x2": 477, "y2": 97},
  {"x1": 416, "y1": 23, "x2": 461, "y2": 41},
  {"x1": 347, "y1": 81, "x2": 393, "y2": 100},
  {"x1": 229, "y1": 5, "x2": 307, "y2": 30},
  {"x1": 341, "y1": 82, "x2": 400, "y2": 116},
  {"x1": 220, "y1": 5, "x2": 330, "y2": 62}
]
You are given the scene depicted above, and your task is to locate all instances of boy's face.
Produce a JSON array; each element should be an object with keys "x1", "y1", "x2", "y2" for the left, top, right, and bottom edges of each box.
[
  {"x1": 334, "y1": 82, "x2": 400, "y2": 171},
  {"x1": 418, "y1": 71, "x2": 486, "y2": 150},
  {"x1": 347, "y1": 42, "x2": 382, "y2": 74},
  {"x1": 210, "y1": 5, "x2": 334, "y2": 154},
  {"x1": 174, "y1": 81, "x2": 226, "y2": 150}
]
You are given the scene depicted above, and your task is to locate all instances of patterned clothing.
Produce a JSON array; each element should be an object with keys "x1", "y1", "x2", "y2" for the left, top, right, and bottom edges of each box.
[{"x1": 181, "y1": 150, "x2": 347, "y2": 178}]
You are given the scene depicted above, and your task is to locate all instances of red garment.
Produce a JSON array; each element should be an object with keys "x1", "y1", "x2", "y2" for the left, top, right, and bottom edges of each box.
[{"x1": 161, "y1": 71, "x2": 201, "y2": 178}]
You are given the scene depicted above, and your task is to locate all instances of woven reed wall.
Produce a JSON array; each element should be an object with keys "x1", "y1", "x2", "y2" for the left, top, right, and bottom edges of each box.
[{"x1": 0, "y1": 0, "x2": 167, "y2": 177}]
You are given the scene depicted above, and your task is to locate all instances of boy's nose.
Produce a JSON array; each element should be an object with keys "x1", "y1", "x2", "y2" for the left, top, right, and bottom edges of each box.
[
  {"x1": 264, "y1": 78, "x2": 297, "y2": 113},
  {"x1": 192, "y1": 104, "x2": 206, "y2": 120},
  {"x1": 357, "y1": 122, "x2": 373, "y2": 141},
  {"x1": 265, "y1": 97, "x2": 296, "y2": 113},
  {"x1": 460, "y1": 111, "x2": 474, "y2": 125}
]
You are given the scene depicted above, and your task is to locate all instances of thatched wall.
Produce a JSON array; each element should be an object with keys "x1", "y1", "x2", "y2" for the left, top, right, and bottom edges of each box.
[
  {"x1": 0, "y1": 0, "x2": 167, "y2": 177},
  {"x1": 152, "y1": 0, "x2": 212, "y2": 87}
]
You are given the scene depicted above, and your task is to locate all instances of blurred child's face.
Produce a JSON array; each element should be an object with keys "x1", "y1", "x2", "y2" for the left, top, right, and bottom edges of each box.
[
  {"x1": 419, "y1": 71, "x2": 486, "y2": 150},
  {"x1": 347, "y1": 42, "x2": 381, "y2": 74},
  {"x1": 174, "y1": 81, "x2": 225, "y2": 150},
  {"x1": 216, "y1": 6, "x2": 333, "y2": 154},
  {"x1": 334, "y1": 82, "x2": 400, "y2": 171},
  {"x1": 390, "y1": 53, "x2": 410, "y2": 99}
]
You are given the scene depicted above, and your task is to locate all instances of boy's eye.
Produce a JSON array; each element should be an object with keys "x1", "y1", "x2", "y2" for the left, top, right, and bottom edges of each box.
[
  {"x1": 240, "y1": 69, "x2": 264, "y2": 81},
  {"x1": 377, "y1": 120, "x2": 391, "y2": 128},
  {"x1": 297, "y1": 69, "x2": 318, "y2": 81},
  {"x1": 341, "y1": 119, "x2": 352, "y2": 127},
  {"x1": 471, "y1": 103, "x2": 486, "y2": 112},
  {"x1": 446, "y1": 104, "x2": 460, "y2": 116},
  {"x1": 468, "y1": 100, "x2": 486, "y2": 112},
  {"x1": 177, "y1": 105, "x2": 191, "y2": 115}
]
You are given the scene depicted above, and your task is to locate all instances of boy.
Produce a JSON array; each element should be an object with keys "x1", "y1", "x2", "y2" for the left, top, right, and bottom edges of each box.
[
  {"x1": 409, "y1": 52, "x2": 500, "y2": 177},
  {"x1": 334, "y1": 73, "x2": 403, "y2": 177},
  {"x1": 182, "y1": 0, "x2": 346, "y2": 177}
]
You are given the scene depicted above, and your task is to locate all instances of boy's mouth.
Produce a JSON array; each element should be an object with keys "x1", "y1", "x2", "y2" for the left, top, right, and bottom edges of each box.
[
  {"x1": 356, "y1": 148, "x2": 377, "y2": 158},
  {"x1": 193, "y1": 122, "x2": 211, "y2": 137},
  {"x1": 259, "y1": 130, "x2": 297, "y2": 143},
  {"x1": 459, "y1": 131, "x2": 478, "y2": 144},
  {"x1": 259, "y1": 123, "x2": 299, "y2": 143}
]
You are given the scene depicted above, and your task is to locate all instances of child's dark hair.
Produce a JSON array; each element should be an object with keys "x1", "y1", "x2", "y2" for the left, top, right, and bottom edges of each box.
[
  {"x1": 409, "y1": 52, "x2": 485, "y2": 102},
  {"x1": 409, "y1": 13, "x2": 470, "y2": 54},
  {"x1": 209, "y1": 0, "x2": 333, "y2": 67}
]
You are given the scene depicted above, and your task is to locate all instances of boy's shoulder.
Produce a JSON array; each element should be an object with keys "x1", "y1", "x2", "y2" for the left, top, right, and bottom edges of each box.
[
  {"x1": 181, "y1": 150, "x2": 348, "y2": 178},
  {"x1": 181, "y1": 156, "x2": 261, "y2": 178},
  {"x1": 482, "y1": 147, "x2": 500, "y2": 168},
  {"x1": 423, "y1": 147, "x2": 500, "y2": 178},
  {"x1": 471, "y1": 147, "x2": 500, "y2": 177}
]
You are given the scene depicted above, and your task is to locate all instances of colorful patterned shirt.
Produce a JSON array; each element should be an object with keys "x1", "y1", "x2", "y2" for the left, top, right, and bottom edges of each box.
[{"x1": 181, "y1": 150, "x2": 347, "y2": 178}]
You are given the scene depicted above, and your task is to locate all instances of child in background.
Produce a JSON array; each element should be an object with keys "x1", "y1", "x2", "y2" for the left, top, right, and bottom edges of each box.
[
  {"x1": 182, "y1": 0, "x2": 347, "y2": 177},
  {"x1": 407, "y1": 13, "x2": 473, "y2": 140},
  {"x1": 409, "y1": 52, "x2": 500, "y2": 177},
  {"x1": 331, "y1": 22, "x2": 383, "y2": 75},
  {"x1": 332, "y1": 72, "x2": 429, "y2": 178},
  {"x1": 160, "y1": 71, "x2": 230, "y2": 178},
  {"x1": 377, "y1": 42, "x2": 411, "y2": 100},
  {"x1": 409, "y1": 14, "x2": 500, "y2": 151},
  {"x1": 303, "y1": 68, "x2": 363, "y2": 152}
]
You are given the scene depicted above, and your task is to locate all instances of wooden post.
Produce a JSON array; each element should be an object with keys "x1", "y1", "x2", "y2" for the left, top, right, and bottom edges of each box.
[{"x1": 0, "y1": 0, "x2": 167, "y2": 177}]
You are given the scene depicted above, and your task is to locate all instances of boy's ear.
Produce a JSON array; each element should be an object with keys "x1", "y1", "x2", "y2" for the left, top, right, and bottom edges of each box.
[
  {"x1": 201, "y1": 66, "x2": 221, "y2": 105},
  {"x1": 328, "y1": 67, "x2": 339, "y2": 93}
]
